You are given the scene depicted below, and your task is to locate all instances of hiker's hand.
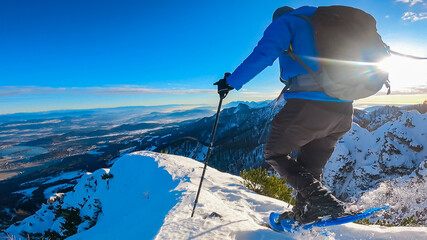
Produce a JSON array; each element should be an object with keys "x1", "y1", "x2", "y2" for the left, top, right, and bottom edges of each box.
[{"x1": 214, "y1": 73, "x2": 234, "y2": 99}]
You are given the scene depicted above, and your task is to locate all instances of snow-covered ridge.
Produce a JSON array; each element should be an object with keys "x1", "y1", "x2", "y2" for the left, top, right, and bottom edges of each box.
[{"x1": 5, "y1": 152, "x2": 427, "y2": 239}]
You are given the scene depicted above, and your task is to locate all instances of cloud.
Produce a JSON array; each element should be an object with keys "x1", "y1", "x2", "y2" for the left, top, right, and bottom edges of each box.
[
  {"x1": 396, "y1": 0, "x2": 424, "y2": 6},
  {"x1": 401, "y1": 12, "x2": 427, "y2": 21},
  {"x1": 0, "y1": 86, "x2": 215, "y2": 97},
  {"x1": 0, "y1": 86, "x2": 67, "y2": 97},
  {"x1": 388, "y1": 85, "x2": 427, "y2": 95}
]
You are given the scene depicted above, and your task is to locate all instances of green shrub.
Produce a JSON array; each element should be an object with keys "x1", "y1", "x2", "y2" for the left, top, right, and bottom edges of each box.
[
  {"x1": 240, "y1": 167, "x2": 295, "y2": 204},
  {"x1": 355, "y1": 214, "x2": 419, "y2": 227},
  {"x1": 354, "y1": 218, "x2": 370, "y2": 225},
  {"x1": 20, "y1": 231, "x2": 43, "y2": 240},
  {"x1": 60, "y1": 207, "x2": 83, "y2": 237},
  {"x1": 375, "y1": 219, "x2": 395, "y2": 227},
  {"x1": 101, "y1": 173, "x2": 114, "y2": 180},
  {"x1": 44, "y1": 230, "x2": 63, "y2": 239},
  {"x1": 400, "y1": 215, "x2": 418, "y2": 226}
]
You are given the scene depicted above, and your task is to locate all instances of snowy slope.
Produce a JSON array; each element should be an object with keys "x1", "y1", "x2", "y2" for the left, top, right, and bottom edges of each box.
[{"x1": 5, "y1": 151, "x2": 427, "y2": 240}]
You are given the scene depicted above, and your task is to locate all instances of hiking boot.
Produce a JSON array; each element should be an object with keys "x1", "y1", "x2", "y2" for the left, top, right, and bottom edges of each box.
[
  {"x1": 300, "y1": 188, "x2": 345, "y2": 224},
  {"x1": 277, "y1": 194, "x2": 306, "y2": 223},
  {"x1": 277, "y1": 210, "x2": 296, "y2": 223}
]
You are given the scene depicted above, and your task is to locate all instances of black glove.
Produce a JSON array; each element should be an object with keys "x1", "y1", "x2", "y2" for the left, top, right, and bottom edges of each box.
[{"x1": 214, "y1": 72, "x2": 234, "y2": 99}]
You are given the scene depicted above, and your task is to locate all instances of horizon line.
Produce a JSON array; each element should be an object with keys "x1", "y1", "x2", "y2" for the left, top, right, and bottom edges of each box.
[{"x1": 2, "y1": 99, "x2": 427, "y2": 116}]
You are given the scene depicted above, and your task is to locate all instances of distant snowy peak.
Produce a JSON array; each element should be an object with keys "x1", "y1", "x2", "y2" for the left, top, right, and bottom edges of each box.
[
  {"x1": 353, "y1": 106, "x2": 402, "y2": 131},
  {"x1": 224, "y1": 100, "x2": 271, "y2": 109}
]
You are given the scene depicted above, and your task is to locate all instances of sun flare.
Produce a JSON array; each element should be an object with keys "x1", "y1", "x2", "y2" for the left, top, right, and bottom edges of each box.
[{"x1": 378, "y1": 55, "x2": 427, "y2": 93}]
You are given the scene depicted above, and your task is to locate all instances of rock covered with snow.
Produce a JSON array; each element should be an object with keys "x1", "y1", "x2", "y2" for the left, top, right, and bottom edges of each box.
[
  {"x1": 324, "y1": 110, "x2": 427, "y2": 199},
  {"x1": 323, "y1": 110, "x2": 427, "y2": 225}
]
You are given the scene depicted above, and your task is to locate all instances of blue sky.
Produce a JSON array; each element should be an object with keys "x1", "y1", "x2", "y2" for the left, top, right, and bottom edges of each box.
[{"x1": 1, "y1": 0, "x2": 427, "y2": 114}]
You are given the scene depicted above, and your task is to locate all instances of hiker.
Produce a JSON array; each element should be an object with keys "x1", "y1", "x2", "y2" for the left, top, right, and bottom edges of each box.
[{"x1": 213, "y1": 5, "x2": 381, "y2": 224}]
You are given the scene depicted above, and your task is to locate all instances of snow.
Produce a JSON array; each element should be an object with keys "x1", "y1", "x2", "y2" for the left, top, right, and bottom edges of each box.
[
  {"x1": 88, "y1": 149, "x2": 103, "y2": 155},
  {"x1": 328, "y1": 223, "x2": 427, "y2": 240},
  {"x1": 188, "y1": 145, "x2": 208, "y2": 161},
  {"x1": 147, "y1": 136, "x2": 159, "y2": 142},
  {"x1": 161, "y1": 134, "x2": 172, "y2": 138},
  {"x1": 12, "y1": 187, "x2": 38, "y2": 198},
  {"x1": 5, "y1": 151, "x2": 427, "y2": 239},
  {"x1": 356, "y1": 160, "x2": 427, "y2": 224},
  {"x1": 44, "y1": 184, "x2": 75, "y2": 199},
  {"x1": 43, "y1": 170, "x2": 85, "y2": 184},
  {"x1": 145, "y1": 145, "x2": 157, "y2": 151},
  {"x1": 119, "y1": 146, "x2": 137, "y2": 156}
]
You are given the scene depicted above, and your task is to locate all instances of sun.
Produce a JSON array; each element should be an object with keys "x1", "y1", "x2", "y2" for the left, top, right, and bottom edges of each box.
[{"x1": 378, "y1": 54, "x2": 427, "y2": 93}]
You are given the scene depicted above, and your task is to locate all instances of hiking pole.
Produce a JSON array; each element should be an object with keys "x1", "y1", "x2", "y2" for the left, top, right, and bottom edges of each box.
[{"x1": 191, "y1": 74, "x2": 230, "y2": 217}]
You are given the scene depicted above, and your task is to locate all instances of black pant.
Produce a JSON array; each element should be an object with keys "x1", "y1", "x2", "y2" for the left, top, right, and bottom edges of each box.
[{"x1": 264, "y1": 99, "x2": 353, "y2": 198}]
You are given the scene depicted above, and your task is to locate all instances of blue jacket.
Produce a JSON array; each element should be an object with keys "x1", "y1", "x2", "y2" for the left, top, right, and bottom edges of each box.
[{"x1": 226, "y1": 6, "x2": 351, "y2": 102}]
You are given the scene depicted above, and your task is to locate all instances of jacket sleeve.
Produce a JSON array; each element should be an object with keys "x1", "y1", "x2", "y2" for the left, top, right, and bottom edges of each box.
[{"x1": 226, "y1": 16, "x2": 293, "y2": 90}]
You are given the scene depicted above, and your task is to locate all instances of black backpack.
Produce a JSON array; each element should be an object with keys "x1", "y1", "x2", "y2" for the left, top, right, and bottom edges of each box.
[{"x1": 286, "y1": 6, "x2": 391, "y2": 101}]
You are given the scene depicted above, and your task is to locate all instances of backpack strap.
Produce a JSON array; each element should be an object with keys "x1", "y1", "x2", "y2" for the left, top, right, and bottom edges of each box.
[
  {"x1": 284, "y1": 13, "x2": 316, "y2": 73},
  {"x1": 284, "y1": 45, "x2": 315, "y2": 74},
  {"x1": 293, "y1": 14, "x2": 311, "y2": 22}
]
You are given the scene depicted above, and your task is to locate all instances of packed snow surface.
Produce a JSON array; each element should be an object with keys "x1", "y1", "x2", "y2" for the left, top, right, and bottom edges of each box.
[{"x1": 5, "y1": 151, "x2": 427, "y2": 239}]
